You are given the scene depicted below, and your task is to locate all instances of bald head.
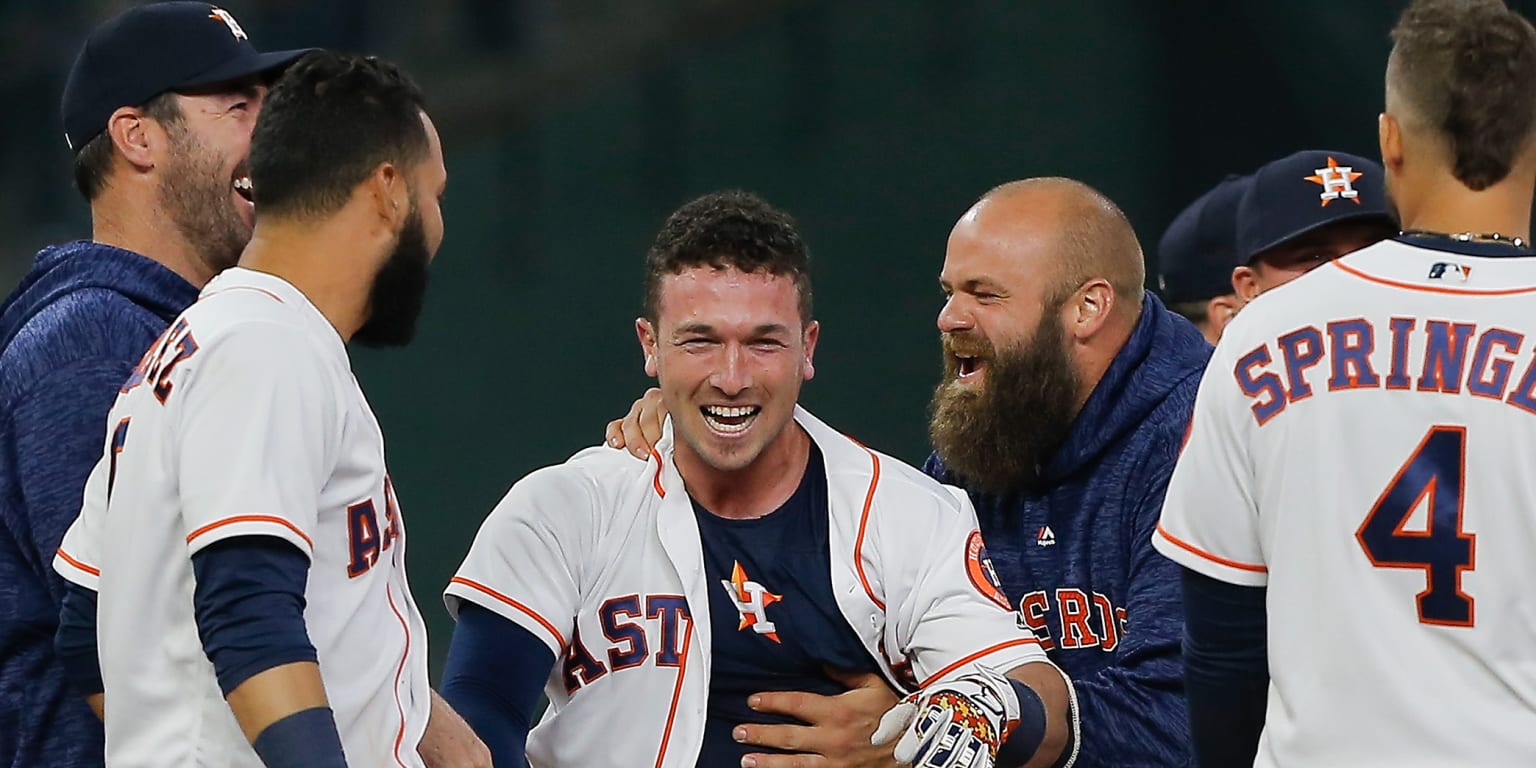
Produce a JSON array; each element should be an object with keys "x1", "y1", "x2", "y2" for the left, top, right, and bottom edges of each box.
[{"x1": 961, "y1": 178, "x2": 1145, "y2": 312}]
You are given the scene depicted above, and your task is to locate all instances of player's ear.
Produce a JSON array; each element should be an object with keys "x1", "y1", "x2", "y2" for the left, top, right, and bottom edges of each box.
[
  {"x1": 1231, "y1": 266, "x2": 1261, "y2": 303},
  {"x1": 1379, "y1": 112, "x2": 1404, "y2": 173},
  {"x1": 106, "y1": 106, "x2": 157, "y2": 172},
  {"x1": 1067, "y1": 279, "x2": 1114, "y2": 340},
  {"x1": 1207, "y1": 294, "x2": 1240, "y2": 340},
  {"x1": 636, "y1": 317, "x2": 659, "y2": 377},
  {"x1": 801, "y1": 320, "x2": 819, "y2": 381},
  {"x1": 367, "y1": 161, "x2": 410, "y2": 232}
]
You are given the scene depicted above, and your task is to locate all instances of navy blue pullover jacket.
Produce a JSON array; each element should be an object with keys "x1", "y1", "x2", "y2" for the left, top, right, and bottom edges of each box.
[
  {"x1": 0, "y1": 241, "x2": 197, "y2": 767},
  {"x1": 926, "y1": 292, "x2": 1211, "y2": 767}
]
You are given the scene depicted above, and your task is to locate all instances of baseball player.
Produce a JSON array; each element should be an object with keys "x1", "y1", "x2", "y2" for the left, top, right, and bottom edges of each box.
[
  {"x1": 1154, "y1": 1, "x2": 1536, "y2": 765},
  {"x1": 1156, "y1": 174, "x2": 1250, "y2": 344},
  {"x1": 441, "y1": 191, "x2": 1079, "y2": 768},
  {"x1": 1229, "y1": 149, "x2": 1396, "y2": 301},
  {"x1": 51, "y1": 52, "x2": 447, "y2": 767}
]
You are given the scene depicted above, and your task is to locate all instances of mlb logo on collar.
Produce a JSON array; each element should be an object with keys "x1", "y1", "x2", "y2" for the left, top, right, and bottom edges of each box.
[{"x1": 1428, "y1": 261, "x2": 1473, "y2": 283}]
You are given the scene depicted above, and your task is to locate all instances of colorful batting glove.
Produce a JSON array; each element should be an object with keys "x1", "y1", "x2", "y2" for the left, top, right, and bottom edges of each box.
[{"x1": 871, "y1": 664, "x2": 1021, "y2": 768}]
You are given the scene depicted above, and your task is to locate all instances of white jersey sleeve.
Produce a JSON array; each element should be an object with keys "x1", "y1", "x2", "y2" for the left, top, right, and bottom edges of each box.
[
  {"x1": 175, "y1": 323, "x2": 341, "y2": 557},
  {"x1": 55, "y1": 450, "x2": 109, "y2": 590},
  {"x1": 445, "y1": 456, "x2": 599, "y2": 656},
  {"x1": 880, "y1": 477, "x2": 1052, "y2": 685},
  {"x1": 1153, "y1": 329, "x2": 1268, "y2": 586}
]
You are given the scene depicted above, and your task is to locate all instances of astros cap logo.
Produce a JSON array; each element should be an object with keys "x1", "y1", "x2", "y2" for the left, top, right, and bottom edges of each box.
[
  {"x1": 208, "y1": 6, "x2": 248, "y2": 41},
  {"x1": 1304, "y1": 156, "x2": 1362, "y2": 207}
]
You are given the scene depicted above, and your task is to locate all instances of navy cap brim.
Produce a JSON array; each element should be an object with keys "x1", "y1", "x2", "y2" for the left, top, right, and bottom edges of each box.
[
  {"x1": 1245, "y1": 209, "x2": 1398, "y2": 262},
  {"x1": 175, "y1": 47, "x2": 314, "y2": 90}
]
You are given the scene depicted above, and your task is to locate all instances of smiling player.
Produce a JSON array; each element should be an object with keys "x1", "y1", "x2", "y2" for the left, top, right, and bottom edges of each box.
[{"x1": 441, "y1": 190, "x2": 1080, "y2": 768}]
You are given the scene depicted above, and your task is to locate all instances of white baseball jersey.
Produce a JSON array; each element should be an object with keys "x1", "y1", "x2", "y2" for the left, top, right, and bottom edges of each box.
[
  {"x1": 1155, "y1": 239, "x2": 1536, "y2": 765},
  {"x1": 54, "y1": 267, "x2": 431, "y2": 768},
  {"x1": 446, "y1": 406, "x2": 1072, "y2": 768}
]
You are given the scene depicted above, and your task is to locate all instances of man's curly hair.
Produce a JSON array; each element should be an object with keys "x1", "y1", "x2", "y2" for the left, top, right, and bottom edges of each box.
[
  {"x1": 643, "y1": 190, "x2": 813, "y2": 323},
  {"x1": 1389, "y1": 0, "x2": 1536, "y2": 190}
]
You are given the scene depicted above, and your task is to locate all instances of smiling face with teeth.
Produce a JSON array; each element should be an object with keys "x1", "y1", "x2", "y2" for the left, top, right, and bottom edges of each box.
[
  {"x1": 637, "y1": 265, "x2": 818, "y2": 475},
  {"x1": 153, "y1": 78, "x2": 268, "y2": 282}
]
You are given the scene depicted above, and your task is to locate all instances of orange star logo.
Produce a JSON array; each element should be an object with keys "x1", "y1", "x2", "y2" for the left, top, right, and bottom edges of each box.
[
  {"x1": 725, "y1": 561, "x2": 782, "y2": 643},
  {"x1": 1304, "y1": 156, "x2": 1363, "y2": 207}
]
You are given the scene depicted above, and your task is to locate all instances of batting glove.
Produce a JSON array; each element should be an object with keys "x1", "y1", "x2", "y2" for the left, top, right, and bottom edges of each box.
[{"x1": 871, "y1": 665, "x2": 1021, "y2": 768}]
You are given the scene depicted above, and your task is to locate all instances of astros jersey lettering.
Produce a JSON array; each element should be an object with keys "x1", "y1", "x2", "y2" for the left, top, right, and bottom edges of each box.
[
  {"x1": 446, "y1": 406, "x2": 1060, "y2": 767},
  {"x1": 54, "y1": 268, "x2": 431, "y2": 768},
  {"x1": 1155, "y1": 238, "x2": 1536, "y2": 765}
]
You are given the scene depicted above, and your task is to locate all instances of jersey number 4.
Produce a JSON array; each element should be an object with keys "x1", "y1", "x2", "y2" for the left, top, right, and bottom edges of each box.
[{"x1": 1356, "y1": 426, "x2": 1476, "y2": 627}]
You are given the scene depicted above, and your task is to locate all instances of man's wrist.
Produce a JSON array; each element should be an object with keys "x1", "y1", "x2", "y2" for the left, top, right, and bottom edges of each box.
[{"x1": 252, "y1": 706, "x2": 348, "y2": 768}]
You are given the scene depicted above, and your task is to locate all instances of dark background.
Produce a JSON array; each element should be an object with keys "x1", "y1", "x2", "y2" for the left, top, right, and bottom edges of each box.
[{"x1": 6, "y1": 0, "x2": 1513, "y2": 673}]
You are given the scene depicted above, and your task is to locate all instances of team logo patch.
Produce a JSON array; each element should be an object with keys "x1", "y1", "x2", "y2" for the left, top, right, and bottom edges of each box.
[
  {"x1": 722, "y1": 561, "x2": 782, "y2": 643},
  {"x1": 965, "y1": 531, "x2": 1011, "y2": 611},
  {"x1": 1304, "y1": 156, "x2": 1362, "y2": 207},
  {"x1": 208, "y1": 7, "x2": 248, "y2": 40},
  {"x1": 1428, "y1": 262, "x2": 1473, "y2": 283}
]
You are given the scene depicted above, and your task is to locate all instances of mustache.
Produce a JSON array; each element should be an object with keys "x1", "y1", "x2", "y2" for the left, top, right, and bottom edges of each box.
[{"x1": 942, "y1": 331, "x2": 994, "y2": 360}]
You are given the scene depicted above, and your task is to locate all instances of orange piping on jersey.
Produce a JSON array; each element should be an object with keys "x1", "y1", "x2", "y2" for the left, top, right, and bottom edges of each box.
[
  {"x1": 202, "y1": 286, "x2": 285, "y2": 303},
  {"x1": 651, "y1": 450, "x2": 666, "y2": 498},
  {"x1": 653, "y1": 617, "x2": 693, "y2": 768},
  {"x1": 448, "y1": 577, "x2": 568, "y2": 650},
  {"x1": 853, "y1": 449, "x2": 886, "y2": 611},
  {"x1": 1330, "y1": 259, "x2": 1536, "y2": 296},
  {"x1": 184, "y1": 515, "x2": 314, "y2": 549},
  {"x1": 385, "y1": 583, "x2": 411, "y2": 768},
  {"x1": 55, "y1": 548, "x2": 100, "y2": 577},
  {"x1": 918, "y1": 637, "x2": 1041, "y2": 688},
  {"x1": 1153, "y1": 523, "x2": 1268, "y2": 573}
]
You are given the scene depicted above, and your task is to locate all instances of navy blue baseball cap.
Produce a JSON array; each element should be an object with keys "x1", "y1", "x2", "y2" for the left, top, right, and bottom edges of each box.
[
  {"x1": 61, "y1": 2, "x2": 312, "y2": 153},
  {"x1": 1156, "y1": 174, "x2": 1250, "y2": 304},
  {"x1": 1235, "y1": 149, "x2": 1396, "y2": 263}
]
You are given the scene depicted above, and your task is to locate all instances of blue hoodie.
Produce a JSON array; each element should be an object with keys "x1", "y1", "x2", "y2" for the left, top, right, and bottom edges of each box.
[
  {"x1": 926, "y1": 292, "x2": 1211, "y2": 768},
  {"x1": 0, "y1": 241, "x2": 198, "y2": 768}
]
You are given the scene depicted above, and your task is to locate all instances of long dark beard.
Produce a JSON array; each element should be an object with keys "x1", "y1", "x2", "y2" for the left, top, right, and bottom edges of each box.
[
  {"x1": 928, "y1": 311, "x2": 1081, "y2": 494},
  {"x1": 353, "y1": 208, "x2": 432, "y2": 348}
]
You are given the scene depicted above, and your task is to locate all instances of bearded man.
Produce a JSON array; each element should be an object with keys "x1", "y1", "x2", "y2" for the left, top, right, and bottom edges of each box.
[
  {"x1": 925, "y1": 178, "x2": 1210, "y2": 766},
  {"x1": 0, "y1": 5, "x2": 486, "y2": 767},
  {"x1": 606, "y1": 178, "x2": 1211, "y2": 766}
]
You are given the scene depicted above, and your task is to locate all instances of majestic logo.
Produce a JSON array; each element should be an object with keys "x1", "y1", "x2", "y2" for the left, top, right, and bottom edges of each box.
[
  {"x1": 1428, "y1": 262, "x2": 1473, "y2": 283},
  {"x1": 722, "y1": 561, "x2": 781, "y2": 643},
  {"x1": 965, "y1": 531, "x2": 1012, "y2": 611},
  {"x1": 1304, "y1": 156, "x2": 1362, "y2": 207},
  {"x1": 1036, "y1": 525, "x2": 1056, "y2": 547},
  {"x1": 208, "y1": 7, "x2": 248, "y2": 40}
]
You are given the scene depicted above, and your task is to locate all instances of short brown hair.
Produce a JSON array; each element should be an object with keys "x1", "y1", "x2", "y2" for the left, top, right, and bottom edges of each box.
[
  {"x1": 643, "y1": 190, "x2": 813, "y2": 323},
  {"x1": 72, "y1": 92, "x2": 183, "y2": 201},
  {"x1": 1388, "y1": 0, "x2": 1536, "y2": 190}
]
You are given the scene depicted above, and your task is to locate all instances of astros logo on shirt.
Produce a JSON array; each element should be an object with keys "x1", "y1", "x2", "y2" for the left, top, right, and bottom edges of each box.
[{"x1": 722, "y1": 561, "x2": 782, "y2": 643}]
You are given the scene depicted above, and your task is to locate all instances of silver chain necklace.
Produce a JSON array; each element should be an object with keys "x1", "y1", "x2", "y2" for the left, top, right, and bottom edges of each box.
[{"x1": 1400, "y1": 229, "x2": 1529, "y2": 249}]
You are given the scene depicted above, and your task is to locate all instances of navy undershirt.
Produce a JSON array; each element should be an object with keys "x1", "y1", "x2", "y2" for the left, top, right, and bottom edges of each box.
[
  {"x1": 692, "y1": 442, "x2": 880, "y2": 766},
  {"x1": 442, "y1": 602, "x2": 553, "y2": 768},
  {"x1": 1180, "y1": 567, "x2": 1267, "y2": 768}
]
